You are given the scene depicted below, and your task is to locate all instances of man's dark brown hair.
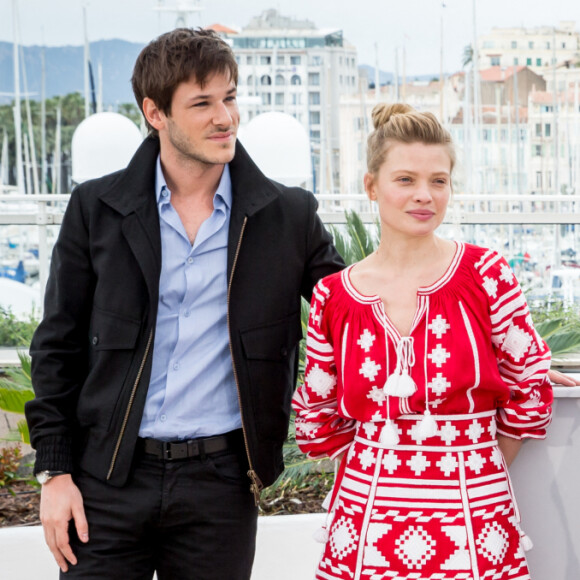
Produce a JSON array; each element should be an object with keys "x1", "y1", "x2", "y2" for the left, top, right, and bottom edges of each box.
[{"x1": 132, "y1": 27, "x2": 238, "y2": 135}]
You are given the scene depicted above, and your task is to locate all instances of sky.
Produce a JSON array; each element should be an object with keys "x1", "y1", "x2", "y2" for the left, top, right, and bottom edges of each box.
[{"x1": 1, "y1": 0, "x2": 579, "y2": 76}]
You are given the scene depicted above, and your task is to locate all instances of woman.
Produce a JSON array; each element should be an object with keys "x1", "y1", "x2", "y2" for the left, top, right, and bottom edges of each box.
[{"x1": 292, "y1": 103, "x2": 552, "y2": 579}]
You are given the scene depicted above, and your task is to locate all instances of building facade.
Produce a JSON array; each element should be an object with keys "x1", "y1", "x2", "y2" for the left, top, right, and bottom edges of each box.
[{"x1": 217, "y1": 9, "x2": 359, "y2": 194}]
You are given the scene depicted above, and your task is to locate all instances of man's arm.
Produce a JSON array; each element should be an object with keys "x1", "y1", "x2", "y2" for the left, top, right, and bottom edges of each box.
[
  {"x1": 26, "y1": 188, "x2": 95, "y2": 569},
  {"x1": 300, "y1": 192, "x2": 345, "y2": 300}
]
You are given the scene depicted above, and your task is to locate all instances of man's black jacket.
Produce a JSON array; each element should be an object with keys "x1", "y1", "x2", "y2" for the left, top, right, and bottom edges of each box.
[{"x1": 26, "y1": 136, "x2": 345, "y2": 490}]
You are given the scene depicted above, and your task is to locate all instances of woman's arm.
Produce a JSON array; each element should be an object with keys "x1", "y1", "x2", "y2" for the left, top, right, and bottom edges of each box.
[{"x1": 497, "y1": 434, "x2": 523, "y2": 467}]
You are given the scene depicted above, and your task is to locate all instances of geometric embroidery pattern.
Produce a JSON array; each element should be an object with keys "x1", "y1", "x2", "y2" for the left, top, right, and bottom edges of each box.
[
  {"x1": 359, "y1": 357, "x2": 382, "y2": 381},
  {"x1": 428, "y1": 372, "x2": 451, "y2": 396},
  {"x1": 441, "y1": 526, "x2": 471, "y2": 570},
  {"x1": 428, "y1": 344, "x2": 451, "y2": 367},
  {"x1": 357, "y1": 329, "x2": 376, "y2": 352},
  {"x1": 502, "y1": 324, "x2": 532, "y2": 362},
  {"x1": 483, "y1": 276, "x2": 499, "y2": 298},
  {"x1": 428, "y1": 315, "x2": 451, "y2": 339},
  {"x1": 475, "y1": 521, "x2": 510, "y2": 565},
  {"x1": 305, "y1": 364, "x2": 336, "y2": 399},
  {"x1": 363, "y1": 523, "x2": 392, "y2": 566},
  {"x1": 394, "y1": 525, "x2": 436, "y2": 569},
  {"x1": 330, "y1": 516, "x2": 360, "y2": 560}
]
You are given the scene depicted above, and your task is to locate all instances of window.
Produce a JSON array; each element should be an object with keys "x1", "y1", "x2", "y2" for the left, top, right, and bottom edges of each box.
[
  {"x1": 533, "y1": 144, "x2": 542, "y2": 156},
  {"x1": 247, "y1": 75, "x2": 255, "y2": 87},
  {"x1": 547, "y1": 171, "x2": 552, "y2": 188},
  {"x1": 291, "y1": 93, "x2": 302, "y2": 105},
  {"x1": 513, "y1": 57, "x2": 519, "y2": 65},
  {"x1": 545, "y1": 123, "x2": 551, "y2": 137},
  {"x1": 262, "y1": 93, "x2": 271, "y2": 105},
  {"x1": 277, "y1": 55, "x2": 285, "y2": 65},
  {"x1": 310, "y1": 130, "x2": 320, "y2": 141},
  {"x1": 290, "y1": 55, "x2": 301, "y2": 65},
  {"x1": 526, "y1": 58, "x2": 532, "y2": 66},
  {"x1": 491, "y1": 56, "x2": 500, "y2": 66},
  {"x1": 291, "y1": 74, "x2": 301, "y2": 86},
  {"x1": 541, "y1": 105, "x2": 553, "y2": 113},
  {"x1": 308, "y1": 72, "x2": 320, "y2": 86},
  {"x1": 310, "y1": 111, "x2": 321, "y2": 125},
  {"x1": 546, "y1": 42, "x2": 551, "y2": 49},
  {"x1": 535, "y1": 123, "x2": 542, "y2": 137},
  {"x1": 275, "y1": 93, "x2": 284, "y2": 106},
  {"x1": 482, "y1": 129, "x2": 490, "y2": 141},
  {"x1": 536, "y1": 171, "x2": 542, "y2": 188},
  {"x1": 528, "y1": 41, "x2": 534, "y2": 49},
  {"x1": 310, "y1": 55, "x2": 322, "y2": 66},
  {"x1": 309, "y1": 92, "x2": 320, "y2": 105},
  {"x1": 562, "y1": 42, "x2": 566, "y2": 49},
  {"x1": 260, "y1": 56, "x2": 271, "y2": 65},
  {"x1": 246, "y1": 56, "x2": 253, "y2": 65},
  {"x1": 511, "y1": 41, "x2": 517, "y2": 49},
  {"x1": 536, "y1": 58, "x2": 542, "y2": 66},
  {"x1": 275, "y1": 74, "x2": 285, "y2": 86},
  {"x1": 260, "y1": 75, "x2": 272, "y2": 86}
]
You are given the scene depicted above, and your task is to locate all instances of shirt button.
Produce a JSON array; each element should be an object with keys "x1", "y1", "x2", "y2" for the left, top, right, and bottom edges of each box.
[
  {"x1": 160, "y1": 414, "x2": 167, "y2": 422},
  {"x1": 184, "y1": 311, "x2": 190, "y2": 317},
  {"x1": 161, "y1": 190, "x2": 168, "y2": 197},
  {"x1": 173, "y1": 362, "x2": 180, "y2": 370},
  {"x1": 187, "y1": 257, "x2": 194, "y2": 264},
  {"x1": 92, "y1": 336, "x2": 99, "y2": 345}
]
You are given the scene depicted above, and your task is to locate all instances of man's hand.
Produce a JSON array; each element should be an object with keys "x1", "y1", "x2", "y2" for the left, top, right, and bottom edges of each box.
[
  {"x1": 39, "y1": 474, "x2": 88, "y2": 573},
  {"x1": 548, "y1": 368, "x2": 580, "y2": 386}
]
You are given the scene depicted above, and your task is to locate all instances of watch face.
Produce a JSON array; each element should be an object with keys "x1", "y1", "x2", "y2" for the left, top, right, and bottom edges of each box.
[{"x1": 36, "y1": 471, "x2": 51, "y2": 485}]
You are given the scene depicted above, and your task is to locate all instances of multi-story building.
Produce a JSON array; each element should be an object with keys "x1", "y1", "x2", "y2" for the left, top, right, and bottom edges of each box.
[
  {"x1": 477, "y1": 21, "x2": 580, "y2": 74},
  {"x1": 528, "y1": 88, "x2": 580, "y2": 196},
  {"x1": 214, "y1": 9, "x2": 359, "y2": 193}
]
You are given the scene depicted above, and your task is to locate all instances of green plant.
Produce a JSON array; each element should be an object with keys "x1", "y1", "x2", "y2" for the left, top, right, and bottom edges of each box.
[
  {"x1": 0, "y1": 351, "x2": 34, "y2": 444},
  {"x1": 0, "y1": 306, "x2": 38, "y2": 347},
  {"x1": 0, "y1": 445, "x2": 23, "y2": 489}
]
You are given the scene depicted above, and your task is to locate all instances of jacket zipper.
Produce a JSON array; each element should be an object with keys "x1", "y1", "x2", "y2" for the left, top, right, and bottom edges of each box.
[
  {"x1": 227, "y1": 216, "x2": 263, "y2": 505},
  {"x1": 107, "y1": 328, "x2": 154, "y2": 480}
]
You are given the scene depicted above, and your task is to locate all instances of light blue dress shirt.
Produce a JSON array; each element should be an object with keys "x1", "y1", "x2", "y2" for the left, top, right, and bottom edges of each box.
[{"x1": 139, "y1": 157, "x2": 242, "y2": 440}]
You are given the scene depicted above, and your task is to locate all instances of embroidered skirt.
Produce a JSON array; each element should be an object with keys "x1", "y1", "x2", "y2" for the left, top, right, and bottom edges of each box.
[{"x1": 316, "y1": 411, "x2": 531, "y2": 580}]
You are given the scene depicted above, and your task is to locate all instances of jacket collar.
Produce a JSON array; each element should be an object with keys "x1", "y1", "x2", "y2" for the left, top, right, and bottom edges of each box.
[{"x1": 98, "y1": 135, "x2": 281, "y2": 218}]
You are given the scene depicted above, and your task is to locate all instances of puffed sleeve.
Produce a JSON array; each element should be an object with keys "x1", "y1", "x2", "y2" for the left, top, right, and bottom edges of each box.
[
  {"x1": 479, "y1": 250, "x2": 553, "y2": 439},
  {"x1": 292, "y1": 278, "x2": 356, "y2": 459}
]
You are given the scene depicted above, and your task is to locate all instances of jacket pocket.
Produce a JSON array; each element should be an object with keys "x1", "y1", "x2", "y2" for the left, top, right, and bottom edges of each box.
[
  {"x1": 240, "y1": 313, "x2": 302, "y2": 443},
  {"x1": 90, "y1": 306, "x2": 141, "y2": 351},
  {"x1": 240, "y1": 313, "x2": 302, "y2": 361}
]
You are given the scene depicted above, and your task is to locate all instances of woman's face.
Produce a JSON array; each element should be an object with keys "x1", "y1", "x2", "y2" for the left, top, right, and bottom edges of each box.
[{"x1": 364, "y1": 142, "x2": 452, "y2": 240}]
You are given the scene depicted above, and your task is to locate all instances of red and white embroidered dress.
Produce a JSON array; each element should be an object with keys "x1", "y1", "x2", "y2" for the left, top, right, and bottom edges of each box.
[{"x1": 293, "y1": 242, "x2": 552, "y2": 580}]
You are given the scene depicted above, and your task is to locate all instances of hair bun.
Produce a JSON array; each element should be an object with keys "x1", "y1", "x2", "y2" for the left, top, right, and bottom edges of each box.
[{"x1": 371, "y1": 103, "x2": 413, "y2": 130}]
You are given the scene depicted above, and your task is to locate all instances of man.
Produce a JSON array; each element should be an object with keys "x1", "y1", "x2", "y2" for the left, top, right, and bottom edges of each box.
[{"x1": 26, "y1": 28, "x2": 344, "y2": 579}]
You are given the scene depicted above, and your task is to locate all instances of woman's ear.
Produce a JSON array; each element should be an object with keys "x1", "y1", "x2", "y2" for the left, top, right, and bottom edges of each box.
[{"x1": 364, "y1": 173, "x2": 376, "y2": 201}]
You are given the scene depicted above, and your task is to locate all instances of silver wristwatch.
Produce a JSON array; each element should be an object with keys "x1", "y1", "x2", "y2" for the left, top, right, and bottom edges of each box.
[{"x1": 36, "y1": 470, "x2": 67, "y2": 485}]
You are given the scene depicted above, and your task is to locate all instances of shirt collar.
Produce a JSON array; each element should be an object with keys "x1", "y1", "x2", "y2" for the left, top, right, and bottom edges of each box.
[{"x1": 155, "y1": 155, "x2": 232, "y2": 210}]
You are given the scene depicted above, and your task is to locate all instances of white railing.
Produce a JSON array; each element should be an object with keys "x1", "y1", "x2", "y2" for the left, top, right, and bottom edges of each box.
[{"x1": 3, "y1": 192, "x2": 580, "y2": 309}]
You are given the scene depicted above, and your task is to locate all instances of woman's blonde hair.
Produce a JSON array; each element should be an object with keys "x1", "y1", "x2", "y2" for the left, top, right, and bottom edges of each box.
[{"x1": 366, "y1": 103, "x2": 455, "y2": 177}]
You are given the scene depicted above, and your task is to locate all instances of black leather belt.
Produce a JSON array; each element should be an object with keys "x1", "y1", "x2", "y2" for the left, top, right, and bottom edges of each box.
[{"x1": 138, "y1": 430, "x2": 241, "y2": 461}]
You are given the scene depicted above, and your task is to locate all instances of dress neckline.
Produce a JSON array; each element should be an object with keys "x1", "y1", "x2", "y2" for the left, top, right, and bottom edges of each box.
[{"x1": 342, "y1": 241, "x2": 464, "y2": 305}]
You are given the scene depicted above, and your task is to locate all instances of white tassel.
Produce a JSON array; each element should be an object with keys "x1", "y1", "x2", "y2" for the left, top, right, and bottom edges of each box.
[
  {"x1": 379, "y1": 419, "x2": 400, "y2": 447},
  {"x1": 383, "y1": 371, "x2": 417, "y2": 397},
  {"x1": 313, "y1": 526, "x2": 329, "y2": 544},
  {"x1": 417, "y1": 410, "x2": 438, "y2": 439},
  {"x1": 520, "y1": 533, "x2": 533, "y2": 552}
]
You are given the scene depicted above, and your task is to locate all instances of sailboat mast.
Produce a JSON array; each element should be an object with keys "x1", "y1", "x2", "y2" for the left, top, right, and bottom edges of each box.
[{"x1": 12, "y1": 0, "x2": 24, "y2": 193}]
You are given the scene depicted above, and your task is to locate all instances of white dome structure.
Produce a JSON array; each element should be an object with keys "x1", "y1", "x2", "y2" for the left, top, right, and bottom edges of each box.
[
  {"x1": 0, "y1": 278, "x2": 40, "y2": 319},
  {"x1": 238, "y1": 112, "x2": 312, "y2": 187},
  {"x1": 72, "y1": 112, "x2": 143, "y2": 184}
]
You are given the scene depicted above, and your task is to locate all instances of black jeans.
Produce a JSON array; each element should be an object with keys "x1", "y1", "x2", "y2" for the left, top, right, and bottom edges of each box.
[{"x1": 64, "y1": 443, "x2": 258, "y2": 579}]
